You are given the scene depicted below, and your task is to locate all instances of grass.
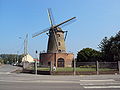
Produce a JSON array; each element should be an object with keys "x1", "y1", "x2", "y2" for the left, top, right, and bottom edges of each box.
[
  {"x1": 27, "y1": 67, "x2": 50, "y2": 71},
  {"x1": 27, "y1": 67, "x2": 117, "y2": 72},
  {"x1": 37, "y1": 67, "x2": 50, "y2": 71},
  {"x1": 99, "y1": 68, "x2": 117, "y2": 71},
  {"x1": 56, "y1": 67, "x2": 96, "y2": 71}
]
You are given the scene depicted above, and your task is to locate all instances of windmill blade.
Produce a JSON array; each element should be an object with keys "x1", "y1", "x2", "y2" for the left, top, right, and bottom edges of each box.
[
  {"x1": 47, "y1": 8, "x2": 55, "y2": 26},
  {"x1": 59, "y1": 17, "x2": 76, "y2": 28},
  {"x1": 54, "y1": 17, "x2": 76, "y2": 28},
  {"x1": 32, "y1": 28, "x2": 50, "y2": 38}
]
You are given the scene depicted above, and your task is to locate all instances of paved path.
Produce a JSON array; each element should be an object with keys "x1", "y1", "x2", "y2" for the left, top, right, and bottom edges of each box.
[
  {"x1": 0, "y1": 65, "x2": 120, "y2": 90},
  {"x1": 0, "y1": 64, "x2": 22, "y2": 74}
]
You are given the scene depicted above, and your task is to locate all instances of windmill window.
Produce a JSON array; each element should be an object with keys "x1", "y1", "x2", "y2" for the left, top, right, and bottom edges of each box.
[
  {"x1": 57, "y1": 34, "x2": 60, "y2": 38},
  {"x1": 58, "y1": 50, "x2": 61, "y2": 52},
  {"x1": 58, "y1": 42, "x2": 61, "y2": 46}
]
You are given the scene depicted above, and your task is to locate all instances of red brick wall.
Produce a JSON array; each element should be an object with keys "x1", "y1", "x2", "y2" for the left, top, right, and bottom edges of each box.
[{"x1": 40, "y1": 53, "x2": 74, "y2": 67}]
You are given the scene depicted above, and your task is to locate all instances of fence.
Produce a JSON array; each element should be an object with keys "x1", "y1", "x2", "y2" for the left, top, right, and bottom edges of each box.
[
  {"x1": 23, "y1": 61, "x2": 120, "y2": 75},
  {"x1": 76, "y1": 61, "x2": 118, "y2": 69},
  {"x1": 76, "y1": 61, "x2": 120, "y2": 74}
]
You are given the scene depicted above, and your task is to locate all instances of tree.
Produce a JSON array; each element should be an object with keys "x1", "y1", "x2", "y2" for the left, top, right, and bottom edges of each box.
[
  {"x1": 0, "y1": 54, "x2": 23, "y2": 64},
  {"x1": 0, "y1": 58, "x2": 4, "y2": 64},
  {"x1": 99, "y1": 31, "x2": 120, "y2": 61},
  {"x1": 77, "y1": 48, "x2": 101, "y2": 62}
]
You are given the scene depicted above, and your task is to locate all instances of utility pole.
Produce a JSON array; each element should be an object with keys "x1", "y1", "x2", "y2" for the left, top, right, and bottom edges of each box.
[
  {"x1": 23, "y1": 39, "x2": 26, "y2": 69},
  {"x1": 23, "y1": 34, "x2": 28, "y2": 69}
]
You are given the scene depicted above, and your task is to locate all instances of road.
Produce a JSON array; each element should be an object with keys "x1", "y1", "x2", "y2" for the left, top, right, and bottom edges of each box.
[
  {"x1": 0, "y1": 64, "x2": 21, "y2": 74},
  {"x1": 0, "y1": 65, "x2": 120, "y2": 90}
]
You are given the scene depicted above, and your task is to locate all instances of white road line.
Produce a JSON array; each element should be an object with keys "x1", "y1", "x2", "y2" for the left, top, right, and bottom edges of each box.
[
  {"x1": 80, "y1": 79, "x2": 115, "y2": 82},
  {"x1": 0, "y1": 72, "x2": 11, "y2": 74},
  {"x1": 84, "y1": 86, "x2": 120, "y2": 89},
  {"x1": 0, "y1": 80, "x2": 79, "y2": 84},
  {"x1": 80, "y1": 83, "x2": 120, "y2": 85}
]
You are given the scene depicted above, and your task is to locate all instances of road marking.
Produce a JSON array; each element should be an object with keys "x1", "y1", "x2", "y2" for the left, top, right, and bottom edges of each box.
[
  {"x1": 84, "y1": 86, "x2": 120, "y2": 88},
  {"x1": 80, "y1": 79, "x2": 115, "y2": 82},
  {"x1": 0, "y1": 80, "x2": 79, "y2": 84},
  {"x1": 80, "y1": 83, "x2": 120, "y2": 85},
  {"x1": 0, "y1": 72, "x2": 11, "y2": 74}
]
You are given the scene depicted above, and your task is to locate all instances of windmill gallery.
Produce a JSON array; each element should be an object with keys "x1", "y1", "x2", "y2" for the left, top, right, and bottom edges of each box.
[{"x1": 32, "y1": 9, "x2": 76, "y2": 67}]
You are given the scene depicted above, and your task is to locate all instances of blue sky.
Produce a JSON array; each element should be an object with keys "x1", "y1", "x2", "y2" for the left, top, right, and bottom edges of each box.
[{"x1": 0, "y1": 0, "x2": 120, "y2": 57}]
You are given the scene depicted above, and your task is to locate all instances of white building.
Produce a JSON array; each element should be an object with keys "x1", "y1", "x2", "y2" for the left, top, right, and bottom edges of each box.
[{"x1": 22, "y1": 54, "x2": 34, "y2": 63}]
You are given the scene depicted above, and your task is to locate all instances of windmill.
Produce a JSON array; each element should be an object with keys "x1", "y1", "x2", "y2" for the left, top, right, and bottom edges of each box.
[{"x1": 32, "y1": 9, "x2": 76, "y2": 54}]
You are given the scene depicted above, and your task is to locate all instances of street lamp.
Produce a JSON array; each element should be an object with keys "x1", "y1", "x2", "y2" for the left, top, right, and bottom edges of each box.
[{"x1": 18, "y1": 34, "x2": 28, "y2": 69}]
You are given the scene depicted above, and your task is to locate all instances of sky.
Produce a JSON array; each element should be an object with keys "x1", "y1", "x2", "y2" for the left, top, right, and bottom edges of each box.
[{"x1": 0, "y1": 0, "x2": 120, "y2": 57}]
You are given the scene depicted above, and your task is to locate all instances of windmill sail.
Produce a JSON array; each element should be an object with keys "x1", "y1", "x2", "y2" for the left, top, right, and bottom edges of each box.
[
  {"x1": 47, "y1": 8, "x2": 55, "y2": 26},
  {"x1": 54, "y1": 17, "x2": 76, "y2": 28},
  {"x1": 32, "y1": 28, "x2": 50, "y2": 38}
]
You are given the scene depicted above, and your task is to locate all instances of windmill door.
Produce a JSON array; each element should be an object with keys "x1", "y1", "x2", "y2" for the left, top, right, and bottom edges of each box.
[{"x1": 57, "y1": 58, "x2": 64, "y2": 67}]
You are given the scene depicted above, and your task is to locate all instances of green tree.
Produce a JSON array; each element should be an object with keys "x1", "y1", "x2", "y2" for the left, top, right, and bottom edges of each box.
[
  {"x1": 0, "y1": 54, "x2": 23, "y2": 64},
  {"x1": 99, "y1": 31, "x2": 120, "y2": 61},
  {"x1": 77, "y1": 48, "x2": 101, "y2": 62},
  {"x1": 0, "y1": 58, "x2": 4, "y2": 64}
]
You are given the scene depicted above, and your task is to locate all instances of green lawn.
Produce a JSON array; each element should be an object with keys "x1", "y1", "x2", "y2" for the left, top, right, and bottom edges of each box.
[
  {"x1": 28, "y1": 67, "x2": 117, "y2": 72},
  {"x1": 37, "y1": 67, "x2": 50, "y2": 71},
  {"x1": 56, "y1": 67, "x2": 96, "y2": 71},
  {"x1": 99, "y1": 68, "x2": 117, "y2": 71}
]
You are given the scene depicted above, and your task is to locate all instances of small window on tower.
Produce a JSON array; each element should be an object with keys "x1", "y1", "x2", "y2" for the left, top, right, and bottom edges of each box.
[
  {"x1": 58, "y1": 49, "x2": 61, "y2": 53},
  {"x1": 57, "y1": 34, "x2": 60, "y2": 38},
  {"x1": 58, "y1": 42, "x2": 61, "y2": 46}
]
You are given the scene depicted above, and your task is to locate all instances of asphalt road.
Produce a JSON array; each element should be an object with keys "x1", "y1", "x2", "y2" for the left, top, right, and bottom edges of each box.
[
  {"x1": 0, "y1": 64, "x2": 22, "y2": 74},
  {"x1": 0, "y1": 65, "x2": 120, "y2": 90}
]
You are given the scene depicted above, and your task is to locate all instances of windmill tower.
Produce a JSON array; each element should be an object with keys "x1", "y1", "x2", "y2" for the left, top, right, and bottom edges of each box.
[
  {"x1": 33, "y1": 9, "x2": 76, "y2": 67},
  {"x1": 47, "y1": 27, "x2": 66, "y2": 53}
]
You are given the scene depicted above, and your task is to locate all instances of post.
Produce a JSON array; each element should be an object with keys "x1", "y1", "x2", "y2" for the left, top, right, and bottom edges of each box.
[
  {"x1": 50, "y1": 61, "x2": 53, "y2": 72},
  {"x1": 118, "y1": 61, "x2": 120, "y2": 74},
  {"x1": 73, "y1": 58, "x2": 76, "y2": 75},
  {"x1": 35, "y1": 50, "x2": 38, "y2": 75},
  {"x1": 54, "y1": 53, "x2": 56, "y2": 67},
  {"x1": 39, "y1": 52, "x2": 41, "y2": 66},
  {"x1": 17, "y1": 51, "x2": 19, "y2": 65},
  {"x1": 96, "y1": 61, "x2": 99, "y2": 75}
]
